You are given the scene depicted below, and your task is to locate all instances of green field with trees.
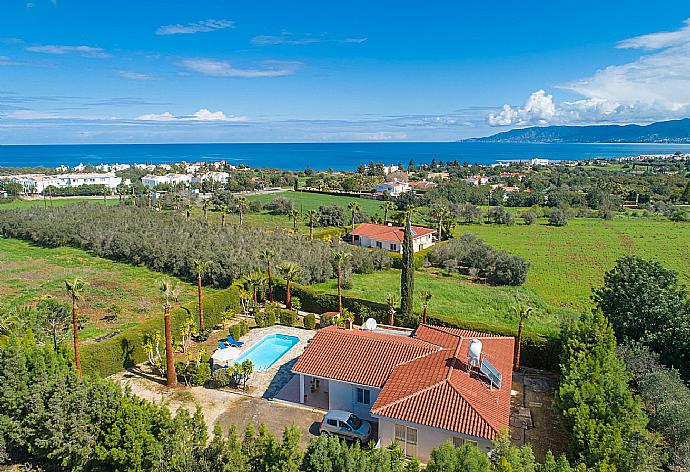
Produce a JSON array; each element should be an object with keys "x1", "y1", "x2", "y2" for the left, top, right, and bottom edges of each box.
[
  {"x1": 460, "y1": 217, "x2": 690, "y2": 310},
  {"x1": 0, "y1": 238, "x2": 207, "y2": 341}
]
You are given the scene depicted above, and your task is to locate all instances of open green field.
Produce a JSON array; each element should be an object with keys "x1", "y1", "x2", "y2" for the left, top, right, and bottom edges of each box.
[
  {"x1": 312, "y1": 269, "x2": 574, "y2": 338},
  {"x1": 459, "y1": 217, "x2": 690, "y2": 311},
  {"x1": 0, "y1": 238, "x2": 209, "y2": 340},
  {"x1": 0, "y1": 196, "x2": 117, "y2": 210},
  {"x1": 201, "y1": 190, "x2": 389, "y2": 233}
]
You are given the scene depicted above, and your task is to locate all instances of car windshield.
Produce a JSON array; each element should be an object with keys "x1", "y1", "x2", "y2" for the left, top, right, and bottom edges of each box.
[{"x1": 347, "y1": 414, "x2": 362, "y2": 429}]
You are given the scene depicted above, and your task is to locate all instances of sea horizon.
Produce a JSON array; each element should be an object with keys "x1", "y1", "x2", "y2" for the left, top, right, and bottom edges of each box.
[{"x1": 3, "y1": 141, "x2": 690, "y2": 171}]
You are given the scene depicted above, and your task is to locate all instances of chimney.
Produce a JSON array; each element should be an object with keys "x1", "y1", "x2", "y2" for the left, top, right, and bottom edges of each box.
[{"x1": 346, "y1": 318, "x2": 353, "y2": 330}]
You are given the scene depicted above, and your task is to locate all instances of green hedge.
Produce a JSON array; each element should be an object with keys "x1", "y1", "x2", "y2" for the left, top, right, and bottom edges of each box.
[
  {"x1": 274, "y1": 280, "x2": 559, "y2": 371},
  {"x1": 80, "y1": 286, "x2": 241, "y2": 377}
]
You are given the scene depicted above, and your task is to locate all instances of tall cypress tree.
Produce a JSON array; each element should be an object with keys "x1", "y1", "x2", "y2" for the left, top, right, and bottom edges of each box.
[{"x1": 400, "y1": 210, "x2": 415, "y2": 322}]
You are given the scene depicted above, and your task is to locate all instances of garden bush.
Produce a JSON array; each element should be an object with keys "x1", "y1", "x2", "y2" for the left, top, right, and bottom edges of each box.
[
  {"x1": 228, "y1": 320, "x2": 249, "y2": 341},
  {"x1": 279, "y1": 309, "x2": 297, "y2": 327},
  {"x1": 427, "y1": 234, "x2": 529, "y2": 286},
  {"x1": 303, "y1": 313, "x2": 316, "y2": 330}
]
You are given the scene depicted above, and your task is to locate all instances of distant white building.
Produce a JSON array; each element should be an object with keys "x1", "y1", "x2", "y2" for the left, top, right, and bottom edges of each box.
[
  {"x1": 73, "y1": 163, "x2": 86, "y2": 172},
  {"x1": 8, "y1": 173, "x2": 121, "y2": 194},
  {"x1": 95, "y1": 163, "x2": 131, "y2": 172},
  {"x1": 192, "y1": 171, "x2": 230, "y2": 185},
  {"x1": 134, "y1": 163, "x2": 156, "y2": 171},
  {"x1": 141, "y1": 173, "x2": 192, "y2": 188},
  {"x1": 383, "y1": 165, "x2": 399, "y2": 175},
  {"x1": 465, "y1": 175, "x2": 490, "y2": 186},
  {"x1": 375, "y1": 180, "x2": 410, "y2": 197}
]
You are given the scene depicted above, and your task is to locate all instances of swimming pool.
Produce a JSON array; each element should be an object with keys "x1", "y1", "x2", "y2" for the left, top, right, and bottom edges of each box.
[{"x1": 234, "y1": 334, "x2": 300, "y2": 371}]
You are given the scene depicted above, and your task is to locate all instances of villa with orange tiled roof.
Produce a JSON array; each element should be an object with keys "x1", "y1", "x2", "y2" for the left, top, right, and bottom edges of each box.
[
  {"x1": 292, "y1": 324, "x2": 514, "y2": 461},
  {"x1": 351, "y1": 222, "x2": 436, "y2": 253}
]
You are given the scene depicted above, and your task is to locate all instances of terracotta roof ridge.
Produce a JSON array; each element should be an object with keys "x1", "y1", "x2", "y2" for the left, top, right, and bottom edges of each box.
[
  {"x1": 446, "y1": 378, "x2": 499, "y2": 435},
  {"x1": 387, "y1": 343, "x2": 443, "y2": 369},
  {"x1": 332, "y1": 328, "x2": 437, "y2": 349},
  {"x1": 447, "y1": 337, "x2": 465, "y2": 381}
]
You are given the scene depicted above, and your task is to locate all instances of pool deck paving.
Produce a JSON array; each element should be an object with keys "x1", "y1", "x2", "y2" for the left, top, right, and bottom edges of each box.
[{"x1": 112, "y1": 325, "x2": 321, "y2": 444}]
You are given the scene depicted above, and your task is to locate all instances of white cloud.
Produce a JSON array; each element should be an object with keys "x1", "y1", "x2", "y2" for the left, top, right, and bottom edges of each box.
[
  {"x1": 251, "y1": 33, "x2": 367, "y2": 46},
  {"x1": 180, "y1": 58, "x2": 299, "y2": 78},
  {"x1": 116, "y1": 70, "x2": 157, "y2": 80},
  {"x1": 617, "y1": 18, "x2": 690, "y2": 50},
  {"x1": 0, "y1": 55, "x2": 16, "y2": 65},
  {"x1": 136, "y1": 109, "x2": 247, "y2": 122},
  {"x1": 26, "y1": 44, "x2": 109, "y2": 58},
  {"x1": 488, "y1": 90, "x2": 556, "y2": 126},
  {"x1": 489, "y1": 19, "x2": 690, "y2": 126},
  {"x1": 136, "y1": 111, "x2": 176, "y2": 122},
  {"x1": 155, "y1": 19, "x2": 233, "y2": 36}
]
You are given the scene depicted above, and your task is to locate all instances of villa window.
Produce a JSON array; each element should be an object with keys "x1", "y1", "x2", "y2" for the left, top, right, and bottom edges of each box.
[
  {"x1": 376, "y1": 241, "x2": 382, "y2": 249},
  {"x1": 453, "y1": 437, "x2": 478, "y2": 448},
  {"x1": 356, "y1": 387, "x2": 371, "y2": 404},
  {"x1": 395, "y1": 424, "x2": 417, "y2": 458},
  {"x1": 390, "y1": 244, "x2": 396, "y2": 251}
]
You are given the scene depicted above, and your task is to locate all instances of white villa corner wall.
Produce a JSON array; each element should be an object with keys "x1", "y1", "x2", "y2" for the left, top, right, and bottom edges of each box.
[
  {"x1": 378, "y1": 419, "x2": 493, "y2": 463},
  {"x1": 327, "y1": 380, "x2": 380, "y2": 420}
]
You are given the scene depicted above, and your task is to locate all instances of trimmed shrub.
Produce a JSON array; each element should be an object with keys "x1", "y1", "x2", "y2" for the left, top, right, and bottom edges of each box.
[
  {"x1": 228, "y1": 321, "x2": 249, "y2": 341},
  {"x1": 279, "y1": 309, "x2": 297, "y2": 327},
  {"x1": 549, "y1": 208, "x2": 569, "y2": 226},
  {"x1": 303, "y1": 313, "x2": 316, "y2": 330},
  {"x1": 254, "y1": 310, "x2": 276, "y2": 328}
]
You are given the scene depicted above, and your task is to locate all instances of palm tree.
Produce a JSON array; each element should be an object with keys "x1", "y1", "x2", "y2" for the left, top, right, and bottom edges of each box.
[
  {"x1": 431, "y1": 204, "x2": 450, "y2": 241},
  {"x1": 278, "y1": 262, "x2": 301, "y2": 309},
  {"x1": 160, "y1": 279, "x2": 181, "y2": 387},
  {"x1": 386, "y1": 292, "x2": 399, "y2": 326},
  {"x1": 305, "y1": 210, "x2": 319, "y2": 240},
  {"x1": 289, "y1": 209, "x2": 300, "y2": 230},
  {"x1": 142, "y1": 186, "x2": 152, "y2": 208},
  {"x1": 381, "y1": 201, "x2": 394, "y2": 225},
  {"x1": 260, "y1": 249, "x2": 276, "y2": 302},
  {"x1": 193, "y1": 259, "x2": 208, "y2": 329},
  {"x1": 420, "y1": 290, "x2": 432, "y2": 324},
  {"x1": 202, "y1": 199, "x2": 209, "y2": 221},
  {"x1": 333, "y1": 250, "x2": 351, "y2": 315},
  {"x1": 220, "y1": 205, "x2": 229, "y2": 228},
  {"x1": 347, "y1": 201, "x2": 360, "y2": 244},
  {"x1": 236, "y1": 197, "x2": 247, "y2": 225},
  {"x1": 64, "y1": 278, "x2": 85, "y2": 379},
  {"x1": 245, "y1": 272, "x2": 267, "y2": 304},
  {"x1": 513, "y1": 301, "x2": 532, "y2": 371}
]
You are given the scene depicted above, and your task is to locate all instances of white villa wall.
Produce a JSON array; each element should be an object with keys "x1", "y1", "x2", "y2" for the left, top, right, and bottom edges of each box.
[
  {"x1": 327, "y1": 380, "x2": 380, "y2": 420},
  {"x1": 355, "y1": 233, "x2": 434, "y2": 254},
  {"x1": 378, "y1": 419, "x2": 493, "y2": 463}
]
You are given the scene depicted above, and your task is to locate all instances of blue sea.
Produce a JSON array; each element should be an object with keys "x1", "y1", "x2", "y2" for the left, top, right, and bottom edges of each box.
[{"x1": 2, "y1": 142, "x2": 690, "y2": 170}]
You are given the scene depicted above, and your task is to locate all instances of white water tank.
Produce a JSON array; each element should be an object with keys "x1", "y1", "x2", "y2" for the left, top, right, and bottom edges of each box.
[
  {"x1": 364, "y1": 318, "x2": 378, "y2": 331},
  {"x1": 468, "y1": 338, "x2": 482, "y2": 367}
]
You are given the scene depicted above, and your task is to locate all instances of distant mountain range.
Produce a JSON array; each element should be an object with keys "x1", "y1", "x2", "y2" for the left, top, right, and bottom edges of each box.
[{"x1": 465, "y1": 118, "x2": 690, "y2": 143}]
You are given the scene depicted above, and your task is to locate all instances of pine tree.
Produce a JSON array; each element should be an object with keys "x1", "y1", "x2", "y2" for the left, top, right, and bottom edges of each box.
[{"x1": 400, "y1": 210, "x2": 415, "y2": 323}]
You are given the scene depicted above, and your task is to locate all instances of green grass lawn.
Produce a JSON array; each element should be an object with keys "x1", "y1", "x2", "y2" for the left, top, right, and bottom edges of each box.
[
  {"x1": 458, "y1": 217, "x2": 690, "y2": 311},
  {"x1": 0, "y1": 238, "x2": 210, "y2": 340},
  {"x1": 312, "y1": 269, "x2": 574, "y2": 338}
]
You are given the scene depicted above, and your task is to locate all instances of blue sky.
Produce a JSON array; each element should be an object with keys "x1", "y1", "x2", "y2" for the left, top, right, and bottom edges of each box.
[{"x1": 1, "y1": 0, "x2": 690, "y2": 144}]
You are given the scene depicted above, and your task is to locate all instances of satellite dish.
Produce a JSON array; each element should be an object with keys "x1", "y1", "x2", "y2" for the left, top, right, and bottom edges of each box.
[{"x1": 365, "y1": 318, "x2": 378, "y2": 331}]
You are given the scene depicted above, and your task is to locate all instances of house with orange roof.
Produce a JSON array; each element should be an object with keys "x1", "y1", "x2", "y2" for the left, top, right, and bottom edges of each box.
[
  {"x1": 292, "y1": 324, "x2": 514, "y2": 461},
  {"x1": 351, "y1": 222, "x2": 436, "y2": 253}
]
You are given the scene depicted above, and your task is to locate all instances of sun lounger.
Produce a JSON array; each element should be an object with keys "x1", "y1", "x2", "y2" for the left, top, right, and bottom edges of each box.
[{"x1": 226, "y1": 335, "x2": 244, "y2": 347}]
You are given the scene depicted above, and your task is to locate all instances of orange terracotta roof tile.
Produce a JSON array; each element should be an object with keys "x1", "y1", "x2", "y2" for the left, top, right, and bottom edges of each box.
[
  {"x1": 351, "y1": 223, "x2": 435, "y2": 243},
  {"x1": 292, "y1": 324, "x2": 514, "y2": 440}
]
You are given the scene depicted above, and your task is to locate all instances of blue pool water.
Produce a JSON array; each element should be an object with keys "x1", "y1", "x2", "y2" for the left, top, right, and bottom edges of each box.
[{"x1": 234, "y1": 334, "x2": 300, "y2": 371}]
